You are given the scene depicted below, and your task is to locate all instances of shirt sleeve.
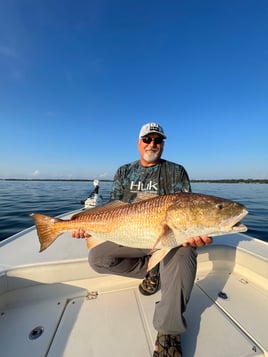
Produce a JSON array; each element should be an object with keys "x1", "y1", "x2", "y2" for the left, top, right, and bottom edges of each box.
[
  {"x1": 159, "y1": 160, "x2": 192, "y2": 194},
  {"x1": 176, "y1": 165, "x2": 191, "y2": 193},
  {"x1": 109, "y1": 166, "x2": 126, "y2": 201}
]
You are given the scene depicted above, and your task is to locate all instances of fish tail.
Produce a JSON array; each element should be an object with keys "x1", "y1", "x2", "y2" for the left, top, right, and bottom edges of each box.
[{"x1": 31, "y1": 213, "x2": 63, "y2": 252}]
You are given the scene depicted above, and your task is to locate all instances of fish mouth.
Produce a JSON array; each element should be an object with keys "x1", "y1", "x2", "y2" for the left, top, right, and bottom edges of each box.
[
  {"x1": 229, "y1": 222, "x2": 248, "y2": 233},
  {"x1": 222, "y1": 209, "x2": 248, "y2": 233}
]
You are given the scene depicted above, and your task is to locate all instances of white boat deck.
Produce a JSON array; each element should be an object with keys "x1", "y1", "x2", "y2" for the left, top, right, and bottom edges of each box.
[{"x1": 1, "y1": 230, "x2": 268, "y2": 356}]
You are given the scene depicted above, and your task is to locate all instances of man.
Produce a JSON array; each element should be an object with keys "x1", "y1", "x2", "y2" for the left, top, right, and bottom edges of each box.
[{"x1": 73, "y1": 123, "x2": 212, "y2": 356}]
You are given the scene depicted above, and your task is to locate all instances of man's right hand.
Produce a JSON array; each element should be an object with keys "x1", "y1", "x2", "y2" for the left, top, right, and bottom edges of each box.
[
  {"x1": 182, "y1": 235, "x2": 213, "y2": 247},
  {"x1": 71, "y1": 229, "x2": 91, "y2": 239}
]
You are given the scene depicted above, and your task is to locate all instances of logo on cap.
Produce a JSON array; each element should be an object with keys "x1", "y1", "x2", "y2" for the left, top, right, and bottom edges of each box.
[{"x1": 139, "y1": 122, "x2": 166, "y2": 139}]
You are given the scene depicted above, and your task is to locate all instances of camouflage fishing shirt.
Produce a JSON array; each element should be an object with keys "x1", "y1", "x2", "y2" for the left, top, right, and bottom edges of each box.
[{"x1": 110, "y1": 159, "x2": 191, "y2": 203}]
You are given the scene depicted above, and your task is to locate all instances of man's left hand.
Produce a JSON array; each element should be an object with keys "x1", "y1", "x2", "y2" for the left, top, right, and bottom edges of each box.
[{"x1": 183, "y1": 236, "x2": 213, "y2": 248}]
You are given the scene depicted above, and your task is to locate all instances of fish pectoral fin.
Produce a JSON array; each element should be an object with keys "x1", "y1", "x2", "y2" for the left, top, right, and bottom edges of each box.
[
  {"x1": 86, "y1": 236, "x2": 104, "y2": 249},
  {"x1": 152, "y1": 223, "x2": 173, "y2": 250},
  {"x1": 148, "y1": 248, "x2": 172, "y2": 271}
]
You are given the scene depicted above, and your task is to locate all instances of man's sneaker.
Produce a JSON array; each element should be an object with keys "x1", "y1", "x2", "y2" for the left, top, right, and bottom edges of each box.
[
  {"x1": 153, "y1": 333, "x2": 182, "y2": 357},
  {"x1": 139, "y1": 272, "x2": 160, "y2": 296}
]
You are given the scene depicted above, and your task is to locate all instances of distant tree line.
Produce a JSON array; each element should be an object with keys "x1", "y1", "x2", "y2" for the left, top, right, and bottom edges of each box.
[{"x1": 191, "y1": 179, "x2": 268, "y2": 184}]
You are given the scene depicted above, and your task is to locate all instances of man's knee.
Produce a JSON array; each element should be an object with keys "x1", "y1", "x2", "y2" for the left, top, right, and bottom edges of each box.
[{"x1": 88, "y1": 246, "x2": 121, "y2": 274}]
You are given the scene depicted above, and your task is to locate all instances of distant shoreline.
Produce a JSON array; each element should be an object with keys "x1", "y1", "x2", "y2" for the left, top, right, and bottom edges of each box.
[
  {"x1": 1, "y1": 178, "x2": 268, "y2": 184},
  {"x1": 192, "y1": 179, "x2": 268, "y2": 184}
]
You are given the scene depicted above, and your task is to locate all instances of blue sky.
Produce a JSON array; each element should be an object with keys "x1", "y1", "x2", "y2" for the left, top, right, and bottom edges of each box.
[{"x1": 0, "y1": 0, "x2": 267, "y2": 180}]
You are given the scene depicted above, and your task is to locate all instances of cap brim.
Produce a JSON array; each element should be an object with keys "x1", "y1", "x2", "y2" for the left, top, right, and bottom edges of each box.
[{"x1": 140, "y1": 131, "x2": 166, "y2": 139}]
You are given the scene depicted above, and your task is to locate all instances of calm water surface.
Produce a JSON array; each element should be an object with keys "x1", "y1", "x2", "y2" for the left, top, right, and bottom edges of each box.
[{"x1": 0, "y1": 181, "x2": 267, "y2": 242}]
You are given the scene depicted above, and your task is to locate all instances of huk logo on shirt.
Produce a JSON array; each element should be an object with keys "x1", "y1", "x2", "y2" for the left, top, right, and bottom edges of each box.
[{"x1": 130, "y1": 180, "x2": 158, "y2": 192}]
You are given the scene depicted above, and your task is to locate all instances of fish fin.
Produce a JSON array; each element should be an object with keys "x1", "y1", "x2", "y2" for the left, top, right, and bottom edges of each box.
[
  {"x1": 72, "y1": 192, "x2": 157, "y2": 219},
  {"x1": 86, "y1": 237, "x2": 104, "y2": 249},
  {"x1": 31, "y1": 213, "x2": 62, "y2": 252},
  {"x1": 152, "y1": 235, "x2": 163, "y2": 250},
  {"x1": 147, "y1": 248, "x2": 172, "y2": 271},
  {"x1": 151, "y1": 223, "x2": 173, "y2": 250},
  {"x1": 71, "y1": 200, "x2": 129, "y2": 219}
]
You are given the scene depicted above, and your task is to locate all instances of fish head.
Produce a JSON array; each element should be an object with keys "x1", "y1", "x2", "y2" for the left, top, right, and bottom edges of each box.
[{"x1": 165, "y1": 193, "x2": 248, "y2": 237}]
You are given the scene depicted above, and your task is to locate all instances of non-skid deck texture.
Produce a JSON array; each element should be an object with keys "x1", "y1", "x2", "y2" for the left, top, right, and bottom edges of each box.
[{"x1": 0, "y1": 269, "x2": 266, "y2": 357}]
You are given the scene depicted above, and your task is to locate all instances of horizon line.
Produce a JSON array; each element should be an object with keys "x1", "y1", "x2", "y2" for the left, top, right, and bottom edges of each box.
[{"x1": 1, "y1": 178, "x2": 268, "y2": 183}]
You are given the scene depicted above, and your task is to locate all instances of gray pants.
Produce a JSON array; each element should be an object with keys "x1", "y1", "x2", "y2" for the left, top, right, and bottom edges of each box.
[{"x1": 88, "y1": 242, "x2": 197, "y2": 335}]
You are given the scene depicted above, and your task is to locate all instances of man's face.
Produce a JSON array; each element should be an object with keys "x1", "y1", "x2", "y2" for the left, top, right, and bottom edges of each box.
[{"x1": 137, "y1": 134, "x2": 165, "y2": 166}]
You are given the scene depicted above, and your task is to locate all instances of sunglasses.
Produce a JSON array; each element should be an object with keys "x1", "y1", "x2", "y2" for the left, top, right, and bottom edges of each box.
[{"x1": 141, "y1": 137, "x2": 164, "y2": 145}]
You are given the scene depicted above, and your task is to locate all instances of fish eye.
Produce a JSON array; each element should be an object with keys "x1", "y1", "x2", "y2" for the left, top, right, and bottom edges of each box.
[{"x1": 216, "y1": 203, "x2": 225, "y2": 210}]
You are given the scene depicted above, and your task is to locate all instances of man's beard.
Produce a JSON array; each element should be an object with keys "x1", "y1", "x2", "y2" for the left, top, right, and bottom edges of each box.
[{"x1": 143, "y1": 151, "x2": 160, "y2": 163}]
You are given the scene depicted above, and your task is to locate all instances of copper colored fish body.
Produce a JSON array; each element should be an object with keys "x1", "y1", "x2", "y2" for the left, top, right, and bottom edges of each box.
[{"x1": 31, "y1": 193, "x2": 248, "y2": 263}]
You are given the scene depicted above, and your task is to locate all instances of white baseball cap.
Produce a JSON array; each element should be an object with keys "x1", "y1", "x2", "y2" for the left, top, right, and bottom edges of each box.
[{"x1": 139, "y1": 122, "x2": 166, "y2": 139}]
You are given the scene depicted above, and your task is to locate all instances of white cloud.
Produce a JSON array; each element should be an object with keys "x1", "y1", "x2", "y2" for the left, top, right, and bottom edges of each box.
[{"x1": 32, "y1": 170, "x2": 40, "y2": 177}]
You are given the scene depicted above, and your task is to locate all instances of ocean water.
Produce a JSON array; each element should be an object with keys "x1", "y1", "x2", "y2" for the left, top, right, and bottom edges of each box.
[{"x1": 0, "y1": 180, "x2": 267, "y2": 242}]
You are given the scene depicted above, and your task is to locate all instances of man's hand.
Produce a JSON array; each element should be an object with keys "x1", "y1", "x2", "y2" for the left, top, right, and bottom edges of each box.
[
  {"x1": 71, "y1": 229, "x2": 91, "y2": 239},
  {"x1": 182, "y1": 236, "x2": 213, "y2": 248}
]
